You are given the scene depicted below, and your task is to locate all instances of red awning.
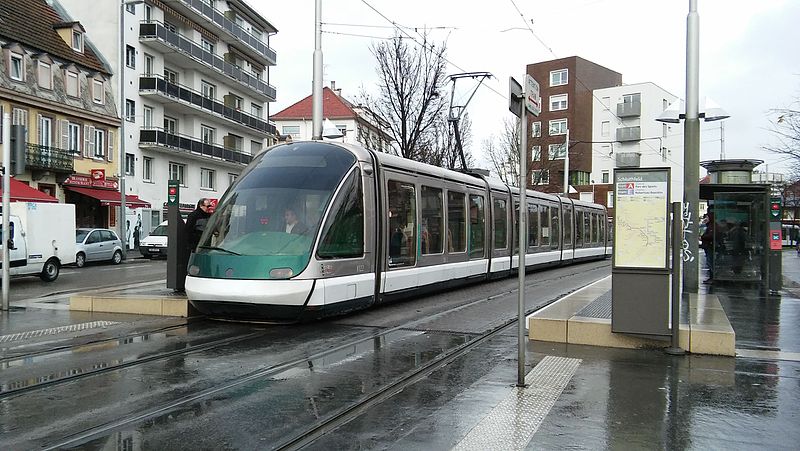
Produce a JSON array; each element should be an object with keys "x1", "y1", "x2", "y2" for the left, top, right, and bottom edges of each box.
[
  {"x1": 0, "y1": 178, "x2": 59, "y2": 203},
  {"x1": 65, "y1": 186, "x2": 151, "y2": 208}
]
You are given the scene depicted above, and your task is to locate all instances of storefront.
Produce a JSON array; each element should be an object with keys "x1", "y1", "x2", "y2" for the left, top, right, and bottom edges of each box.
[{"x1": 64, "y1": 174, "x2": 151, "y2": 228}]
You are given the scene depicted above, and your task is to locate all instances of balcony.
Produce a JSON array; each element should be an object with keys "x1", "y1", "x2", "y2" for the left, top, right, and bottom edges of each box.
[
  {"x1": 26, "y1": 143, "x2": 75, "y2": 173},
  {"x1": 139, "y1": 75, "x2": 276, "y2": 136},
  {"x1": 163, "y1": 0, "x2": 276, "y2": 66},
  {"x1": 139, "y1": 21, "x2": 276, "y2": 102},
  {"x1": 616, "y1": 126, "x2": 641, "y2": 142},
  {"x1": 139, "y1": 128, "x2": 253, "y2": 167},
  {"x1": 617, "y1": 101, "x2": 641, "y2": 118}
]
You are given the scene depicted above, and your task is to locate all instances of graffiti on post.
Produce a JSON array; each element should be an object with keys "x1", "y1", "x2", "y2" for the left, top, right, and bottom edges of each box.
[{"x1": 681, "y1": 202, "x2": 695, "y2": 263}]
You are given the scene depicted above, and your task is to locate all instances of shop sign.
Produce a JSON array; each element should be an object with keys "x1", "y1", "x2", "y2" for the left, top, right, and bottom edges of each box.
[{"x1": 64, "y1": 174, "x2": 119, "y2": 190}]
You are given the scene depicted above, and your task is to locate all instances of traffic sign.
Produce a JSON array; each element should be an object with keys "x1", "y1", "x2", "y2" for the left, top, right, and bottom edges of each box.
[
  {"x1": 509, "y1": 77, "x2": 523, "y2": 118},
  {"x1": 525, "y1": 75, "x2": 541, "y2": 116}
]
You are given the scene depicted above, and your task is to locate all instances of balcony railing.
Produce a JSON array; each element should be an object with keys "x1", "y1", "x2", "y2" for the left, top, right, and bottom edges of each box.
[
  {"x1": 139, "y1": 128, "x2": 253, "y2": 165},
  {"x1": 26, "y1": 143, "x2": 75, "y2": 173},
  {"x1": 616, "y1": 126, "x2": 641, "y2": 142},
  {"x1": 617, "y1": 101, "x2": 641, "y2": 118},
  {"x1": 139, "y1": 75, "x2": 276, "y2": 135},
  {"x1": 174, "y1": 0, "x2": 276, "y2": 65},
  {"x1": 139, "y1": 21, "x2": 276, "y2": 101}
]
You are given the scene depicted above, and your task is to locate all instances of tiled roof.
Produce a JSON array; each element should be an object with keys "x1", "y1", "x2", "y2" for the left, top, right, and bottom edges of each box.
[
  {"x1": 272, "y1": 87, "x2": 357, "y2": 120},
  {"x1": 0, "y1": 0, "x2": 109, "y2": 74}
]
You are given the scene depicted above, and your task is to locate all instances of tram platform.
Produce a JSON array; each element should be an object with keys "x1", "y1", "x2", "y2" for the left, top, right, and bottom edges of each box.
[{"x1": 69, "y1": 282, "x2": 193, "y2": 317}]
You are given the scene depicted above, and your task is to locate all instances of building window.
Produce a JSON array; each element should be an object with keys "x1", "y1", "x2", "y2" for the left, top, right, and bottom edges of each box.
[
  {"x1": 201, "y1": 80, "x2": 216, "y2": 99},
  {"x1": 38, "y1": 61, "x2": 52, "y2": 89},
  {"x1": 144, "y1": 53, "x2": 153, "y2": 75},
  {"x1": 125, "y1": 45, "x2": 136, "y2": 69},
  {"x1": 72, "y1": 31, "x2": 83, "y2": 52},
  {"x1": 549, "y1": 143, "x2": 566, "y2": 160},
  {"x1": 125, "y1": 99, "x2": 135, "y2": 121},
  {"x1": 602, "y1": 96, "x2": 610, "y2": 108},
  {"x1": 251, "y1": 103, "x2": 262, "y2": 118},
  {"x1": 39, "y1": 116, "x2": 52, "y2": 147},
  {"x1": 228, "y1": 173, "x2": 237, "y2": 185},
  {"x1": 533, "y1": 169, "x2": 549, "y2": 185},
  {"x1": 92, "y1": 79, "x2": 104, "y2": 104},
  {"x1": 201, "y1": 125, "x2": 215, "y2": 144},
  {"x1": 144, "y1": 5, "x2": 152, "y2": 21},
  {"x1": 227, "y1": 134, "x2": 243, "y2": 150},
  {"x1": 251, "y1": 140, "x2": 261, "y2": 154},
  {"x1": 201, "y1": 38, "x2": 214, "y2": 54},
  {"x1": 231, "y1": 94, "x2": 244, "y2": 110},
  {"x1": 532, "y1": 146, "x2": 541, "y2": 161},
  {"x1": 93, "y1": 129, "x2": 105, "y2": 158},
  {"x1": 143, "y1": 105, "x2": 153, "y2": 128},
  {"x1": 607, "y1": 190, "x2": 614, "y2": 208},
  {"x1": 549, "y1": 119, "x2": 567, "y2": 136},
  {"x1": 143, "y1": 156, "x2": 153, "y2": 182},
  {"x1": 282, "y1": 125, "x2": 300, "y2": 137},
  {"x1": 163, "y1": 68, "x2": 178, "y2": 84},
  {"x1": 601, "y1": 170, "x2": 610, "y2": 184},
  {"x1": 550, "y1": 69, "x2": 568, "y2": 86},
  {"x1": 531, "y1": 121, "x2": 541, "y2": 138},
  {"x1": 125, "y1": 153, "x2": 135, "y2": 175},
  {"x1": 66, "y1": 71, "x2": 79, "y2": 97},
  {"x1": 12, "y1": 108, "x2": 28, "y2": 126},
  {"x1": 9, "y1": 52, "x2": 23, "y2": 81},
  {"x1": 164, "y1": 116, "x2": 177, "y2": 134},
  {"x1": 68, "y1": 122, "x2": 80, "y2": 153},
  {"x1": 164, "y1": 21, "x2": 177, "y2": 33},
  {"x1": 201, "y1": 168, "x2": 215, "y2": 190},
  {"x1": 601, "y1": 121, "x2": 610, "y2": 137},
  {"x1": 169, "y1": 162, "x2": 186, "y2": 186},
  {"x1": 550, "y1": 94, "x2": 568, "y2": 111},
  {"x1": 125, "y1": 3, "x2": 136, "y2": 13}
]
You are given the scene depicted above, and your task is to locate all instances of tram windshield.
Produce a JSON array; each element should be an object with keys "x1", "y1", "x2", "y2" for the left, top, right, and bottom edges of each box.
[{"x1": 196, "y1": 142, "x2": 356, "y2": 260}]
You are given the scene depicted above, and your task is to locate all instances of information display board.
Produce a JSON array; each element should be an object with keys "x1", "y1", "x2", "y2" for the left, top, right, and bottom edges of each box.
[{"x1": 613, "y1": 168, "x2": 670, "y2": 269}]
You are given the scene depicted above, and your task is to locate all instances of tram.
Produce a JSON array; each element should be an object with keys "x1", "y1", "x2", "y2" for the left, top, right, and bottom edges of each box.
[{"x1": 186, "y1": 141, "x2": 611, "y2": 322}]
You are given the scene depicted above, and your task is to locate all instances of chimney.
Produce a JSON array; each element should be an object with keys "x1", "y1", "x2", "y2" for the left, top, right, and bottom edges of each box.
[{"x1": 330, "y1": 80, "x2": 336, "y2": 91}]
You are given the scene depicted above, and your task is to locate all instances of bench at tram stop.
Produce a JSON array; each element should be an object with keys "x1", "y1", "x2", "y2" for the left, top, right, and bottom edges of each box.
[{"x1": 526, "y1": 275, "x2": 735, "y2": 356}]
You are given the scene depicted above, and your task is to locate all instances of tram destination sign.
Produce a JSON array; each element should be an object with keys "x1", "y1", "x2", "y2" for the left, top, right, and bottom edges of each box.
[{"x1": 613, "y1": 168, "x2": 670, "y2": 269}]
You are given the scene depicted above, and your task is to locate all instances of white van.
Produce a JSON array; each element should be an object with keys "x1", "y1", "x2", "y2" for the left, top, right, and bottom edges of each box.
[
  {"x1": 1, "y1": 202, "x2": 76, "y2": 281},
  {"x1": 139, "y1": 221, "x2": 168, "y2": 259}
]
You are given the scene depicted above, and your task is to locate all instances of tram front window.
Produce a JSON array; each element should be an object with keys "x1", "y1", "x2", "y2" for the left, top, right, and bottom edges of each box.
[{"x1": 197, "y1": 143, "x2": 356, "y2": 260}]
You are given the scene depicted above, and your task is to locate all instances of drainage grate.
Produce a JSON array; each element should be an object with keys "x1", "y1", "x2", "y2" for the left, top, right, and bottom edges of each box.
[
  {"x1": 0, "y1": 321, "x2": 121, "y2": 344},
  {"x1": 575, "y1": 290, "x2": 612, "y2": 319},
  {"x1": 453, "y1": 356, "x2": 582, "y2": 451}
]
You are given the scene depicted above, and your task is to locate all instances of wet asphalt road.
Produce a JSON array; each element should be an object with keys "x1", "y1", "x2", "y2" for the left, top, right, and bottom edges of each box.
[{"x1": 2, "y1": 256, "x2": 800, "y2": 450}]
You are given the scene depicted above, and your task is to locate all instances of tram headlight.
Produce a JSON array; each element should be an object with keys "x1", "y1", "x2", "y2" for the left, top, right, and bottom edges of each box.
[
  {"x1": 188, "y1": 265, "x2": 200, "y2": 276},
  {"x1": 269, "y1": 267, "x2": 294, "y2": 279}
]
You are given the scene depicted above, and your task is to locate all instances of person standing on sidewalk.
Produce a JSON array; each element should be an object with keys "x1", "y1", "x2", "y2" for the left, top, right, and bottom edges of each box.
[
  {"x1": 185, "y1": 198, "x2": 212, "y2": 253},
  {"x1": 700, "y1": 207, "x2": 716, "y2": 282}
]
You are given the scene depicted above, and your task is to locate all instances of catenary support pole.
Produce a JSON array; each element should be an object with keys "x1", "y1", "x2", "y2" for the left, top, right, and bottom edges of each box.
[
  {"x1": 2, "y1": 112, "x2": 10, "y2": 311},
  {"x1": 517, "y1": 110, "x2": 528, "y2": 387},
  {"x1": 683, "y1": 0, "x2": 700, "y2": 292},
  {"x1": 311, "y1": 0, "x2": 323, "y2": 140},
  {"x1": 665, "y1": 202, "x2": 686, "y2": 355},
  {"x1": 563, "y1": 128, "x2": 570, "y2": 195},
  {"x1": 118, "y1": 0, "x2": 129, "y2": 258}
]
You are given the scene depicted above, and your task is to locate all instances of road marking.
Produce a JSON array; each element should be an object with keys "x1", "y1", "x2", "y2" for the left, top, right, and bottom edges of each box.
[
  {"x1": 0, "y1": 321, "x2": 121, "y2": 343},
  {"x1": 452, "y1": 356, "x2": 581, "y2": 451},
  {"x1": 736, "y1": 348, "x2": 800, "y2": 362}
]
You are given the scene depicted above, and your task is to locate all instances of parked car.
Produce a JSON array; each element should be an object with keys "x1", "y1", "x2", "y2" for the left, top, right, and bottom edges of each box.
[
  {"x1": 140, "y1": 221, "x2": 168, "y2": 259},
  {"x1": 75, "y1": 228, "x2": 123, "y2": 268}
]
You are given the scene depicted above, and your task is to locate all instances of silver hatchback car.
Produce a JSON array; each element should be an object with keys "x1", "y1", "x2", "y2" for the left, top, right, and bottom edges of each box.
[{"x1": 75, "y1": 228, "x2": 124, "y2": 268}]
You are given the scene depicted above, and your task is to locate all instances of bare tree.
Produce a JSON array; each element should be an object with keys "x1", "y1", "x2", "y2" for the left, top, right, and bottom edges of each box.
[
  {"x1": 764, "y1": 102, "x2": 800, "y2": 181},
  {"x1": 361, "y1": 34, "x2": 449, "y2": 161},
  {"x1": 422, "y1": 113, "x2": 474, "y2": 170}
]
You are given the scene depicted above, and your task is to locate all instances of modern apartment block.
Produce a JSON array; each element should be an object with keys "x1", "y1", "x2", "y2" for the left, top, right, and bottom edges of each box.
[
  {"x1": 60, "y1": 0, "x2": 277, "y2": 239},
  {"x1": 526, "y1": 56, "x2": 621, "y2": 193},
  {"x1": 588, "y1": 82, "x2": 683, "y2": 214},
  {"x1": 272, "y1": 83, "x2": 393, "y2": 153},
  {"x1": 0, "y1": 0, "x2": 123, "y2": 228}
]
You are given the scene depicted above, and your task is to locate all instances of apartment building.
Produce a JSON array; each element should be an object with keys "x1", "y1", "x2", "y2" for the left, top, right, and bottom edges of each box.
[
  {"x1": 0, "y1": 0, "x2": 125, "y2": 228},
  {"x1": 61, "y1": 0, "x2": 277, "y2": 239},
  {"x1": 526, "y1": 56, "x2": 621, "y2": 193},
  {"x1": 588, "y1": 82, "x2": 683, "y2": 215},
  {"x1": 273, "y1": 84, "x2": 392, "y2": 153}
]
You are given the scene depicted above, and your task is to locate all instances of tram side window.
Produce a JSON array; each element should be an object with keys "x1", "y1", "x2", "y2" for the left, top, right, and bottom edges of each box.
[
  {"x1": 550, "y1": 206, "x2": 560, "y2": 249},
  {"x1": 528, "y1": 203, "x2": 539, "y2": 249},
  {"x1": 585, "y1": 212, "x2": 592, "y2": 246},
  {"x1": 421, "y1": 186, "x2": 444, "y2": 254},
  {"x1": 388, "y1": 180, "x2": 417, "y2": 267},
  {"x1": 318, "y1": 169, "x2": 364, "y2": 259},
  {"x1": 469, "y1": 194, "x2": 485, "y2": 259},
  {"x1": 540, "y1": 206, "x2": 550, "y2": 247},
  {"x1": 493, "y1": 198, "x2": 508, "y2": 249},
  {"x1": 591, "y1": 213, "x2": 598, "y2": 244},
  {"x1": 575, "y1": 211, "x2": 584, "y2": 247},
  {"x1": 563, "y1": 204, "x2": 573, "y2": 248},
  {"x1": 448, "y1": 191, "x2": 467, "y2": 252}
]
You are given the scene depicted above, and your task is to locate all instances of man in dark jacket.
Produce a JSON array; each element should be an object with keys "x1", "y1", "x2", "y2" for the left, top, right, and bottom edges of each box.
[{"x1": 185, "y1": 198, "x2": 211, "y2": 252}]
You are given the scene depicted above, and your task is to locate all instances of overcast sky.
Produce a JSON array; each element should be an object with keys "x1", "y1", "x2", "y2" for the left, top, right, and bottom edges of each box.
[{"x1": 256, "y1": 0, "x2": 799, "y2": 175}]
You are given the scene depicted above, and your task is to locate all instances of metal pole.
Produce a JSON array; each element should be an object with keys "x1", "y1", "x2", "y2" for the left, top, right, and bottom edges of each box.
[
  {"x1": 517, "y1": 110, "x2": 528, "y2": 387},
  {"x1": 665, "y1": 201, "x2": 686, "y2": 355},
  {"x1": 563, "y1": 128, "x2": 570, "y2": 195},
  {"x1": 2, "y1": 112, "x2": 11, "y2": 311},
  {"x1": 683, "y1": 0, "x2": 700, "y2": 292},
  {"x1": 311, "y1": 0, "x2": 323, "y2": 140},
  {"x1": 118, "y1": 0, "x2": 128, "y2": 258},
  {"x1": 719, "y1": 122, "x2": 725, "y2": 160}
]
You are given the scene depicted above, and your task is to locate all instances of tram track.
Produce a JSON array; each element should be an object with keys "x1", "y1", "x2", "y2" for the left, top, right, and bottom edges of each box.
[{"x1": 37, "y1": 264, "x2": 610, "y2": 450}]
